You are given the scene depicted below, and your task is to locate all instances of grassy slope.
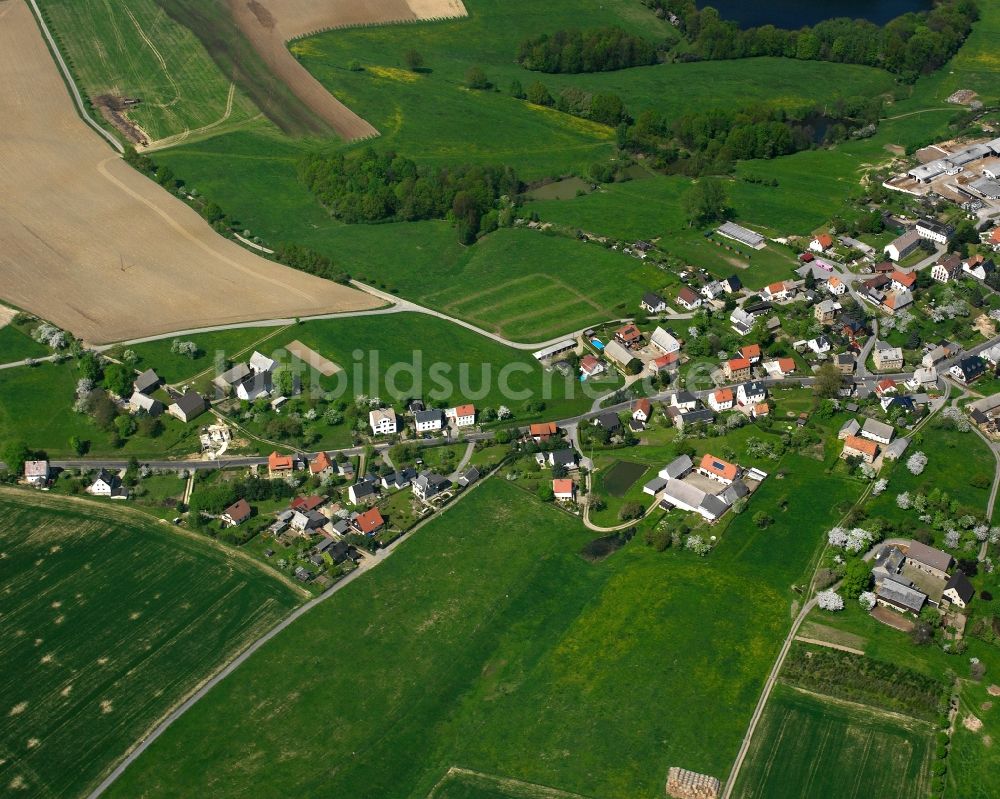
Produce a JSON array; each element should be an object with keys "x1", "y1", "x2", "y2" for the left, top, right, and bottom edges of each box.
[
  {"x1": 0, "y1": 489, "x2": 300, "y2": 798},
  {"x1": 0, "y1": 325, "x2": 49, "y2": 362},
  {"x1": 105, "y1": 469, "x2": 859, "y2": 799},
  {"x1": 38, "y1": 0, "x2": 260, "y2": 142},
  {"x1": 733, "y1": 684, "x2": 932, "y2": 799}
]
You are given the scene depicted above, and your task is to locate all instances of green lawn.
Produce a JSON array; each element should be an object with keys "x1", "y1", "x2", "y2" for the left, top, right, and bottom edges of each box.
[
  {"x1": 37, "y1": 0, "x2": 261, "y2": 143},
  {"x1": 0, "y1": 324, "x2": 49, "y2": 362},
  {"x1": 734, "y1": 684, "x2": 933, "y2": 799},
  {"x1": 104, "y1": 472, "x2": 852, "y2": 798},
  {"x1": 0, "y1": 488, "x2": 300, "y2": 798}
]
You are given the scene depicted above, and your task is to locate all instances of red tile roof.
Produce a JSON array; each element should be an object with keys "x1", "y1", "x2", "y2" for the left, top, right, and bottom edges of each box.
[
  {"x1": 632, "y1": 398, "x2": 652, "y2": 416},
  {"x1": 815, "y1": 234, "x2": 833, "y2": 249},
  {"x1": 738, "y1": 344, "x2": 761, "y2": 360},
  {"x1": 766, "y1": 281, "x2": 788, "y2": 295},
  {"x1": 310, "y1": 451, "x2": 333, "y2": 474},
  {"x1": 268, "y1": 451, "x2": 293, "y2": 471},
  {"x1": 714, "y1": 388, "x2": 734, "y2": 403},
  {"x1": 777, "y1": 357, "x2": 796, "y2": 374},
  {"x1": 616, "y1": 323, "x2": 642, "y2": 342},
  {"x1": 580, "y1": 354, "x2": 601, "y2": 372},
  {"x1": 354, "y1": 507, "x2": 384, "y2": 535},
  {"x1": 455, "y1": 404, "x2": 475, "y2": 417},
  {"x1": 727, "y1": 357, "x2": 751, "y2": 372},
  {"x1": 552, "y1": 479, "x2": 574, "y2": 495},
  {"x1": 291, "y1": 495, "x2": 325, "y2": 512},
  {"x1": 843, "y1": 435, "x2": 878, "y2": 458},
  {"x1": 678, "y1": 286, "x2": 700, "y2": 304},
  {"x1": 651, "y1": 352, "x2": 679, "y2": 369},
  {"x1": 991, "y1": 228, "x2": 1000, "y2": 244},
  {"x1": 224, "y1": 498, "x2": 251, "y2": 520},
  {"x1": 699, "y1": 453, "x2": 738, "y2": 481},
  {"x1": 530, "y1": 422, "x2": 558, "y2": 437},
  {"x1": 754, "y1": 403, "x2": 770, "y2": 416},
  {"x1": 891, "y1": 270, "x2": 916, "y2": 287}
]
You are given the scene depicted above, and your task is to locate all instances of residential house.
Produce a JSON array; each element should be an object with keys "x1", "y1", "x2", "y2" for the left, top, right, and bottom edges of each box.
[
  {"x1": 890, "y1": 270, "x2": 917, "y2": 293},
  {"x1": 827, "y1": 276, "x2": 847, "y2": 296},
  {"x1": 942, "y1": 571, "x2": 975, "y2": 610},
  {"x1": 698, "y1": 453, "x2": 739, "y2": 485},
  {"x1": 762, "y1": 281, "x2": 792, "y2": 302},
  {"x1": 701, "y1": 281, "x2": 726, "y2": 301},
  {"x1": 675, "y1": 408, "x2": 716, "y2": 429},
  {"x1": 23, "y1": 460, "x2": 49, "y2": 487},
  {"x1": 457, "y1": 467, "x2": 480, "y2": 487},
  {"x1": 352, "y1": 507, "x2": 385, "y2": 536},
  {"x1": 875, "y1": 379, "x2": 898, "y2": 398},
  {"x1": 723, "y1": 275, "x2": 743, "y2": 293},
  {"x1": 932, "y1": 253, "x2": 963, "y2": 283},
  {"x1": 767, "y1": 357, "x2": 797, "y2": 377},
  {"x1": 235, "y1": 372, "x2": 271, "y2": 402},
  {"x1": 614, "y1": 323, "x2": 643, "y2": 349},
  {"x1": 542, "y1": 449, "x2": 579, "y2": 471},
  {"x1": 529, "y1": 422, "x2": 559, "y2": 442},
  {"x1": 861, "y1": 418, "x2": 894, "y2": 445},
  {"x1": 907, "y1": 366, "x2": 938, "y2": 390},
  {"x1": 751, "y1": 402, "x2": 770, "y2": 419},
  {"x1": 882, "y1": 395, "x2": 915, "y2": 414},
  {"x1": 595, "y1": 412, "x2": 621, "y2": 432},
  {"x1": 916, "y1": 218, "x2": 955, "y2": 245},
  {"x1": 807, "y1": 336, "x2": 832, "y2": 355},
  {"x1": 883, "y1": 290, "x2": 913, "y2": 315},
  {"x1": 413, "y1": 471, "x2": 450, "y2": 501},
  {"x1": 708, "y1": 388, "x2": 734, "y2": 412},
  {"x1": 580, "y1": 354, "x2": 606, "y2": 379},
  {"x1": 268, "y1": 451, "x2": 294, "y2": 477},
  {"x1": 872, "y1": 342, "x2": 904, "y2": 371},
  {"x1": 983, "y1": 343, "x2": 1000, "y2": 368},
  {"x1": 213, "y1": 362, "x2": 251, "y2": 394},
  {"x1": 833, "y1": 352, "x2": 856, "y2": 374},
  {"x1": 369, "y1": 408, "x2": 397, "y2": 436},
  {"x1": 906, "y1": 541, "x2": 953, "y2": 580},
  {"x1": 810, "y1": 233, "x2": 834, "y2": 253},
  {"x1": 129, "y1": 391, "x2": 164, "y2": 416},
  {"x1": 87, "y1": 469, "x2": 127, "y2": 498},
  {"x1": 309, "y1": 452, "x2": 335, "y2": 478},
  {"x1": 650, "y1": 327, "x2": 681, "y2": 355},
  {"x1": 631, "y1": 398, "x2": 652, "y2": 422},
  {"x1": 291, "y1": 510, "x2": 327, "y2": 534},
  {"x1": 167, "y1": 391, "x2": 207, "y2": 423},
  {"x1": 133, "y1": 368, "x2": 162, "y2": 395},
  {"x1": 382, "y1": 467, "x2": 417, "y2": 490},
  {"x1": 950, "y1": 356, "x2": 986, "y2": 384},
  {"x1": 222, "y1": 498, "x2": 252, "y2": 527},
  {"x1": 814, "y1": 299, "x2": 840, "y2": 324},
  {"x1": 448, "y1": 404, "x2": 476, "y2": 428},
  {"x1": 737, "y1": 344, "x2": 761, "y2": 365},
  {"x1": 603, "y1": 340, "x2": 638, "y2": 371},
  {"x1": 736, "y1": 382, "x2": 766, "y2": 406},
  {"x1": 724, "y1": 357, "x2": 752, "y2": 381},
  {"x1": 670, "y1": 391, "x2": 699, "y2": 412},
  {"x1": 415, "y1": 409, "x2": 445, "y2": 433},
  {"x1": 964, "y1": 254, "x2": 996, "y2": 282},
  {"x1": 552, "y1": 479, "x2": 576, "y2": 501},
  {"x1": 348, "y1": 482, "x2": 377, "y2": 505},
  {"x1": 922, "y1": 344, "x2": 950, "y2": 368},
  {"x1": 650, "y1": 352, "x2": 679, "y2": 372},
  {"x1": 676, "y1": 286, "x2": 702, "y2": 311},
  {"x1": 249, "y1": 351, "x2": 276, "y2": 374},
  {"x1": 884, "y1": 230, "x2": 921, "y2": 262},
  {"x1": 841, "y1": 435, "x2": 878, "y2": 464},
  {"x1": 641, "y1": 292, "x2": 668, "y2": 314}
]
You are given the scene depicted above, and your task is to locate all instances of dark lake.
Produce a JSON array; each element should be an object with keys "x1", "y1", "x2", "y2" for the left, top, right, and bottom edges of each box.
[{"x1": 700, "y1": 1, "x2": 933, "y2": 28}]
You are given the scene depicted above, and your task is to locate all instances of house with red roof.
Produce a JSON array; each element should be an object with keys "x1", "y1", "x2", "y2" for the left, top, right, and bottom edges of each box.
[
  {"x1": 631, "y1": 398, "x2": 652, "y2": 422},
  {"x1": 553, "y1": 479, "x2": 576, "y2": 501},
  {"x1": 827, "y1": 276, "x2": 846, "y2": 295},
  {"x1": 291, "y1": 495, "x2": 325, "y2": 513},
  {"x1": 737, "y1": 344, "x2": 761, "y2": 364},
  {"x1": 650, "y1": 352, "x2": 679, "y2": 372},
  {"x1": 676, "y1": 286, "x2": 702, "y2": 311},
  {"x1": 725, "y1": 357, "x2": 752, "y2": 381},
  {"x1": 810, "y1": 233, "x2": 834, "y2": 253},
  {"x1": 268, "y1": 451, "x2": 294, "y2": 477},
  {"x1": 614, "y1": 323, "x2": 643, "y2": 348},
  {"x1": 842, "y1": 435, "x2": 878, "y2": 464},
  {"x1": 529, "y1": 422, "x2": 559, "y2": 442},
  {"x1": 448, "y1": 404, "x2": 476, "y2": 427},
  {"x1": 222, "y1": 498, "x2": 252, "y2": 527},
  {"x1": 698, "y1": 453, "x2": 739, "y2": 485},
  {"x1": 580, "y1": 354, "x2": 606, "y2": 379},
  {"x1": 310, "y1": 451, "x2": 334, "y2": 477},
  {"x1": 352, "y1": 507, "x2": 385, "y2": 536},
  {"x1": 891, "y1": 270, "x2": 917, "y2": 292},
  {"x1": 763, "y1": 281, "x2": 792, "y2": 301},
  {"x1": 708, "y1": 388, "x2": 734, "y2": 411}
]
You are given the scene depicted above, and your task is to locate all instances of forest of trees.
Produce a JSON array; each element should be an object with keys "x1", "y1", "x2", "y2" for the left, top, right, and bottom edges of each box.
[
  {"x1": 298, "y1": 149, "x2": 521, "y2": 244},
  {"x1": 516, "y1": 26, "x2": 662, "y2": 73},
  {"x1": 646, "y1": 0, "x2": 978, "y2": 81}
]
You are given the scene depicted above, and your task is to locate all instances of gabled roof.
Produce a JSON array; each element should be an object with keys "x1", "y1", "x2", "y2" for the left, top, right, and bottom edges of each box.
[
  {"x1": 877, "y1": 579, "x2": 926, "y2": 614},
  {"x1": 224, "y1": 498, "x2": 251, "y2": 520},
  {"x1": 550, "y1": 449, "x2": 578, "y2": 467},
  {"x1": 907, "y1": 541, "x2": 953, "y2": 572},
  {"x1": 661, "y1": 454, "x2": 693, "y2": 480},
  {"x1": 268, "y1": 451, "x2": 293, "y2": 471},
  {"x1": 944, "y1": 571, "x2": 975, "y2": 603},
  {"x1": 738, "y1": 344, "x2": 761, "y2": 360},
  {"x1": 354, "y1": 507, "x2": 384, "y2": 534},
  {"x1": 861, "y1": 418, "x2": 894, "y2": 441},
  {"x1": 171, "y1": 391, "x2": 206, "y2": 417},
  {"x1": 249, "y1": 351, "x2": 276, "y2": 373},
  {"x1": 454, "y1": 404, "x2": 476, "y2": 417},
  {"x1": 814, "y1": 233, "x2": 833, "y2": 249},
  {"x1": 727, "y1": 357, "x2": 751, "y2": 372},
  {"x1": 642, "y1": 291, "x2": 666, "y2": 307},
  {"x1": 415, "y1": 409, "x2": 445, "y2": 425},
  {"x1": 713, "y1": 388, "x2": 734, "y2": 404},
  {"x1": 843, "y1": 435, "x2": 877, "y2": 458},
  {"x1": 290, "y1": 495, "x2": 325, "y2": 512},
  {"x1": 217, "y1": 362, "x2": 251, "y2": 385},
  {"x1": 632, "y1": 398, "x2": 652, "y2": 416},
  {"x1": 777, "y1": 357, "x2": 796, "y2": 374},
  {"x1": 530, "y1": 422, "x2": 558, "y2": 437},
  {"x1": 615, "y1": 323, "x2": 642, "y2": 342},
  {"x1": 677, "y1": 286, "x2": 700, "y2": 304},
  {"x1": 552, "y1": 478, "x2": 574, "y2": 495},
  {"x1": 891, "y1": 270, "x2": 917, "y2": 287},
  {"x1": 699, "y1": 453, "x2": 738, "y2": 481},
  {"x1": 310, "y1": 452, "x2": 333, "y2": 474},
  {"x1": 133, "y1": 368, "x2": 161, "y2": 393},
  {"x1": 596, "y1": 412, "x2": 621, "y2": 429}
]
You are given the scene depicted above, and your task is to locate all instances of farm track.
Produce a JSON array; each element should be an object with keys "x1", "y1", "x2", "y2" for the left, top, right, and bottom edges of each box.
[{"x1": 0, "y1": 0, "x2": 381, "y2": 344}]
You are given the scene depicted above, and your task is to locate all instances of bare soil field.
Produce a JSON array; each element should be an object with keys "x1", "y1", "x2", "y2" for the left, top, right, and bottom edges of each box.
[
  {"x1": 0, "y1": 0, "x2": 380, "y2": 346},
  {"x1": 226, "y1": 0, "x2": 467, "y2": 140},
  {"x1": 285, "y1": 339, "x2": 340, "y2": 375}
]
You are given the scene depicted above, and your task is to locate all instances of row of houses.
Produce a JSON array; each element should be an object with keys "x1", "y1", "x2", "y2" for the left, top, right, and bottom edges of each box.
[{"x1": 370, "y1": 403, "x2": 476, "y2": 436}]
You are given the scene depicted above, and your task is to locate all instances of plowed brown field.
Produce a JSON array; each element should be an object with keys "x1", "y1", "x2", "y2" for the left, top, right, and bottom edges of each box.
[
  {"x1": 0, "y1": 0, "x2": 381, "y2": 345},
  {"x1": 227, "y1": 0, "x2": 467, "y2": 140}
]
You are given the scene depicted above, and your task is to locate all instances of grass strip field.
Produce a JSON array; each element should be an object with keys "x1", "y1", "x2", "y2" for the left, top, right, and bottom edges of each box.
[
  {"x1": 600, "y1": 460, "x2": 647, "y2": 497},
  {"x1": 104, "y1": 469, "x2": 859, "y2": 799},
  {"x1": 37, "y1": 0, "x2": 262, "y2": 144},
  {"x1": 0, "y1": 488, "x2": 300, "y2": 798},
  {"x1": 733, "y1": 684, "x2": 934, "y2": 799}
]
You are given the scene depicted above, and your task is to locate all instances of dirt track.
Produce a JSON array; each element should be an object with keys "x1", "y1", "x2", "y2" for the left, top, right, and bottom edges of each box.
[
  {"x1": 0, "y1": 0, "x2": 381, "y2": 345},
  {"x1": 227, "y1": 0, "x2": 467, "y2": 141}
]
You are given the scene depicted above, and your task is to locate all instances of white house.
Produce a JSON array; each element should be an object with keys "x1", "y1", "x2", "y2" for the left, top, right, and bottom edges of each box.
[
  {"x1": 676, "y1": 286, "x2": 702, "y2": 311},
  {"x1": 916, "y1": 218, "x2": 954, "y2": 245},
  {"x1": 810, "y1": 234, "x2": 833, "y2": 253},
  {"x1": 860, "y1": 418, "x2": 894, "y2": 445},
  {"x1": 762, "y1": 281, "x2": 792, "y2": 302},
  {"x1": 448, "y1": 404, "x2": 476, "y2": 427},
  {"x1": 827, "y1": 276, "x2": 847, "y2": 295},
  {"x1": 87, "y1": 469, "x2": 127, "y2": 498},
  {"x1": 670, "y1": 391, "x2": 699, "y2": 412},
  {"x1": 236, "y1": 373, "x2": 271, "y2": 402},
  {"x1": 932, "y1": 254, "x2": 963, "y2": 283},
  {"x1": 24, "y1": 460, "x2": 49, "y2": 487},
  {"x1": 369, "y1": 408, "x2": 397, "y2": 435},
  {"x1": 552, "y1": 479, "x2": 576, "y2": 501},
  {"x1": 884, "y1": 230, "x2": 921, "y2": 262},
  {"x1": 736, "y1": 382, "x2": 767, "y2": 406},
  {"x1": 580, "y1": 354, "x2": 606, "y2": 379},
  {"x1": 414, "y1": 409, "x2": 445, "y2": 432},
  {"x1": 807, "y1": 336, "x2": 832, "y2": 355},
  {"x1": 650, "y1": 326, "x2": 681, "y2": 355},
  {"x1": 631, "y1": 398, "x2": 652, "y2": 422},
  {"x1": 129, "y1": 391, "x2": 164, "y2": 416},
  {"x1": 249, "y1": 351, "x2": 276, "y2": 374},
  {"x1": 641, "y1": 292, "x2": 668, "y2": 314},
  {"x1": 701, "y1": 281, "x2": 725, "y2": 300},
  {"x1": 708, "y1": 388, "x2": 734, "y2": 412},
  {"x1": 964, "y1": 255, "x2": 995, "y2": 282}
]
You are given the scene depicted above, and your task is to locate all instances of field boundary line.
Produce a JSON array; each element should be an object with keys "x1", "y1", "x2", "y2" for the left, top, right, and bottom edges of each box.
[
  {"x1": 23, "y1": 0, "x2": 124, "y2": 153},
  {"x1": 780, "y1": 684, "x2": 936, "y2": 730},
  {"x1": 792, "y1": 635, "x2": 864, "y2": 656},
  {"x1": 427, "y1": 766, "x2": 596, "y2": 799}
]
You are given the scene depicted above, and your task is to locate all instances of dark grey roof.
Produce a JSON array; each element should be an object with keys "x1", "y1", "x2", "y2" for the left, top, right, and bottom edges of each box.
[
  {"x1": 741, "y1": 381, "x2": 766, "y2": 395},
  {"x1": 458, "y1": 467, "x2": 480, "y2": 486},
  {"x1": 700, "y1": 494, "x2": 729, "y2": 519},
  {"x1": 415, "y1": 409, "x2": 445, "y2": 425},
  {"x1": 725, "y1": 275, "x2": 743, "y2": 291},
  {"x1": 945, "y1": 571, "x2": 975, "y2": 603},
  {"x1": 673, "y1": 390, "x2": 697, "y2": 404},
  {"x1": 661, "y1": 454, "x2": 693, "y2": 480},
  {"x1": 596, "y1": 412, "x2": 621, "y2": 430},
  {"x1": 351, "y1": 482, "x2": 376, "y2": 498},
  {"x1": 133, "y1": 368, "x2": 161, "y2": 394},
  {"x1": 875, "y1": 545, "x2": 905, "y2": 574},
  {"x1": 550, "y1": 449, "x2": 578, "y2": 467},
  {"x1": 172, "y1": 391, "x2": 206, "y2": 418},
  {"x1": 721, "y1": 479, "x2": 749, "y2": 505},
  {"x1": 680, "y1": 409, "x2": 715, "y2": 425},
  {"x1": 957, "y1": 356, "x2": 986, "y2": 379},
  {"x1": 877, "y1": 580, "x2": 926, "y2": 613},
  {"x1": 642, "y1": 292, "x2": 666, "y2": 307},
  {"x1": 217, "y1": 362, "x2": 251, "y2": 385},
  {"x1": 408, "y1": 399, "x2": 425, "y2": 412}
]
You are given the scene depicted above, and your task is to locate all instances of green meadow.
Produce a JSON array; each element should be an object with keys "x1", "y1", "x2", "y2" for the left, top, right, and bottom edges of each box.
[
  {"x1": 104, "y1": 471, "x2": 860, "y2": 799},
  {"x1": 0, "y1": 489, "x2": 300, "y2": 798},
  {"x1": 37, "y1": 0, "x2": 261, "y2": 143}
]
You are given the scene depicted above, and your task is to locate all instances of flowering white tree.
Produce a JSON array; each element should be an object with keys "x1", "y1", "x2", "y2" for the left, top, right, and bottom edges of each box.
[
  {"x1": 974, "y1": 525, "x2": 990, "y2": 542},
  {"x1": 687, "y1": 326, "x2": 700, "y2": 339},
  {"x1": 860, "y1": 463, "x2": 877, "y2": 480},
  {"x1": 858, "y1": 591, "x2": 877, "y2": 611},
  {"x1": 817, "y1": 590, "x2": 845, "y2": 612},
  {"x1": 845, "y1": 528, "x2": 875, "y2": 554},
  {"x1": 497, "y1": 405, "x2": 512, "y2": 420},
  {"x1": 827, "y1": 527, "x2": 848, "y2": 548},
  {"x1": 685, "y1": 535, "x2": 711, "y2": 556},
  {"x1": 32, "y1": 322, "x2": 67, "y2": 349},
  {"x1": 896, "y1": 491, "x2": 912, "y2": 509},
  {"x1": 941, "y1": 407, "x2": 971, "y2": 432},
  {"x1": 944, "y1": 529, "x2": 961, "y2": 549},
  {"x1": 906, "y1": 452, "x2": 928, "y2": 476},
  {"x1": 871, "y1": 478, "x2": 888, "y2": 497}
]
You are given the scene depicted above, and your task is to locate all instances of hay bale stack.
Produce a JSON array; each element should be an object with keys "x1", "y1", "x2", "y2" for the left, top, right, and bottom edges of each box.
[{"x1": 666, "y1": 767, "x2": 721, "y2": 799}]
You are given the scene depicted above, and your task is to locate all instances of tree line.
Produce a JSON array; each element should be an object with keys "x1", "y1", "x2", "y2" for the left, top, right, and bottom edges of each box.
[
  {"x1": 298, "y1": 148, "x2": 521, "y2": 244},
  {"x1": 646, "y1": 0, "x2": 978, "y2": 81},
  {"x1": 516, "y1": 26, "x2": 662, "y2": 73}
]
